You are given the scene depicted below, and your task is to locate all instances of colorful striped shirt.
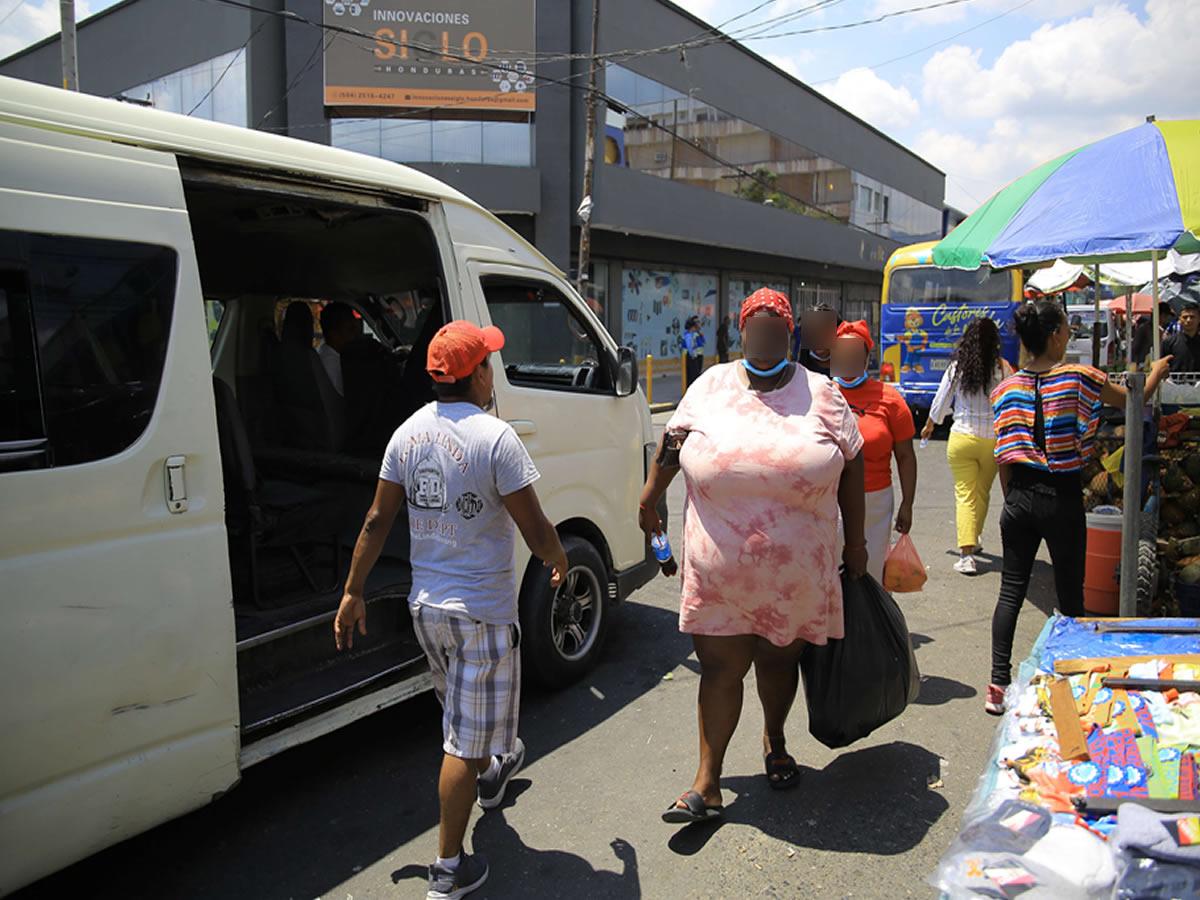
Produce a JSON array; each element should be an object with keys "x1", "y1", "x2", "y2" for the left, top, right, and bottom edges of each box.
[{"x1": 990, "y1": 364, "x2": 1107, "y2": 472}]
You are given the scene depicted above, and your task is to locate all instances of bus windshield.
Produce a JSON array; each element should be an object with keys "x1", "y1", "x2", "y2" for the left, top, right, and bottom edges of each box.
[{"x1": 887, "y1": 266, "x2": 1014, "y2": 305}]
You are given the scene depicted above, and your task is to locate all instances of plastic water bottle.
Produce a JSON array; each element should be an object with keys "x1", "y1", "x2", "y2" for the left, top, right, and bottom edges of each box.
[
  {"x1": 651, "y1": 532, "x2": 678, "y2": 577},
  {"x1": 920, "y1": 436, "x2": 930, "y2": 450}
]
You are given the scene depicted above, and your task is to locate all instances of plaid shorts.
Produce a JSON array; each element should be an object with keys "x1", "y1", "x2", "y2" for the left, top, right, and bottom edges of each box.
[{"x1": 410, "y1": 604, "x2": 521, "y2": 760}]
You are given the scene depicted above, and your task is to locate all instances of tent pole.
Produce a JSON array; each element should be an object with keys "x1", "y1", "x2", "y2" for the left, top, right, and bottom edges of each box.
[
  {"x1": 1152, "y1": 250, "x2": 1161, "y2": 363},
  {"x1": 1119, "y1": 372, "x2": 1145, "y2": 618},
  {"x1": 1125, "y1": 286, "x2": 1134, "y2": 369},
  {"x1": 1092, "y1": 264, "x2": 1102, "y2": 367}
]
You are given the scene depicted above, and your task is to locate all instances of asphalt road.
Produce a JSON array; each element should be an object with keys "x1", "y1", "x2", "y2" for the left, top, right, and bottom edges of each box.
[{"x1": 16, "y1": 431, "x2": 1060, "y2": 900}]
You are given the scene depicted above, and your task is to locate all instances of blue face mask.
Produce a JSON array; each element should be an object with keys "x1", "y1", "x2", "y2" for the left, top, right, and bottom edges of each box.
[
  {"x1": 742, "y1": 358, "x2": 789, "y2": 378},
  {"x1": 834, "y1": 372, "x2": 870, "y2": 389}
]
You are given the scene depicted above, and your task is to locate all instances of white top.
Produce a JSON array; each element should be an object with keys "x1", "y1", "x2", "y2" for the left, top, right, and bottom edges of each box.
[
  {"x1": 379, "y1": 402, "x2": 540, "y2": 625},
  {"x1": 928, "y1": 360, "x2": 1010, "y2": 438},
  {"x1": 316, "y1": 342, "x2": 344, "y2": 396}
]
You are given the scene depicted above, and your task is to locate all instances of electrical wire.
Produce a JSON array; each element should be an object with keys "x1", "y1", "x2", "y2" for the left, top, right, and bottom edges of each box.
[
  {"x1": 809, "y1": 0, "x2": 1036, "y2": 84},
  {"x1": 0, "y1": 0, "x2": 27, "y2": 29},
  {"x1": 187, "y1": 19, "x2": 267, "y2": 116},
  {"x1": 199, "y1": 0, "x2": 926, "y2": 234}
]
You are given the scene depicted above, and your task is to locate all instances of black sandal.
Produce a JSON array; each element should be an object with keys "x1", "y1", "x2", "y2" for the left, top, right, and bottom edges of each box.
[
  {"x1": 661, "y1": 790, "x2": 723, "y2": 824},
  {"x1": 764, "y1": 751, "x2": 802, "y2": 791}
]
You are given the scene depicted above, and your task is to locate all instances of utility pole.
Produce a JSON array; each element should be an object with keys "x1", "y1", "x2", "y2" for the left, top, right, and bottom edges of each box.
[
  {"x1": 59, "y1": 0, "x2": 78, "y2": 91},
  {"x1": 575, "y1": 0, "x2": 600, "y2": 298}
]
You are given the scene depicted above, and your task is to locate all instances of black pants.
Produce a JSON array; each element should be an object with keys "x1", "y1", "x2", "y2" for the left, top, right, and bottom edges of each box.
[
  {"x1": 991, "y1": 466, "x2": 1086, "y2": 685},
  {"x1": 685, "y1": 354, "x2": 704, "y2": 391}
]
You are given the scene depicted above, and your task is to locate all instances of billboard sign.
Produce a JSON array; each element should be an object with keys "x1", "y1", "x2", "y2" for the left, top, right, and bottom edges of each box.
[{"x1": 323, "y1": 1, "x2": 536, "y2": 112}]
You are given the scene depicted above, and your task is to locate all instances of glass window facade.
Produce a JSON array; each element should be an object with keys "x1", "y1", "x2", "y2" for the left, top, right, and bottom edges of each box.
[
  {"x1": 726, "y1": 276, "x2": 788, "y2": 355},
  {"x1": 621, "y1": 267, "x2": 718, "y2": 405},
  {"x1": 331, "y1": 118, "x2": 532, "y2": 167},
  {"x1": 605, "y1": 65, "x2": 941, "y2": 241},
  {"x1": 122, "y1": 49, "x2": 248, "y2": 127}
]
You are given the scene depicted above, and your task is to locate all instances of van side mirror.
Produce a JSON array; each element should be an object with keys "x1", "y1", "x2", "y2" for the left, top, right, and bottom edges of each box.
[{"x1": 615, "y1": 346, "x2": 637, "y2": 397}]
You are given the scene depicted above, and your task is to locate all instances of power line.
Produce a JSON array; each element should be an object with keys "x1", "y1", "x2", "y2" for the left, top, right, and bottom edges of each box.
[
  {"x1": 0, "y1": 0, "x2": 27, "y2": 29},
  {"x1": 201, "y1": 0, "x2": 905, "y2": 236},
  {"x1": 810, "y1": 0, "x2": 1036, "y2": 84},
  {"x1": 188, "y1": 19, "x2": 267, "y2": 116}
]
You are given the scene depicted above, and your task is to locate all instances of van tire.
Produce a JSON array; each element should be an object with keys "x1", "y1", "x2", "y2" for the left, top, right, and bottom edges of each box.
[{"x1": 520, "y1": 535, "x2": 610, "y2": 688}]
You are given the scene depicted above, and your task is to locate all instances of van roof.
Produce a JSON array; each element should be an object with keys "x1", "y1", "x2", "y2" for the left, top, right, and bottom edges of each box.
[{"x1": 0, "y1": 75, "x2": 481, "y2": 210}]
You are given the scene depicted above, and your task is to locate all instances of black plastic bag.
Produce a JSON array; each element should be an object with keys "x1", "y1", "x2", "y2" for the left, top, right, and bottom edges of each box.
[{"x1": 799, "y1": 572, "x2": 921, "y2": 749}]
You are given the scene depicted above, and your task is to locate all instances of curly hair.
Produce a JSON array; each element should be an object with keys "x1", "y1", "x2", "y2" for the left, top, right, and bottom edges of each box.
[{"x1": 952, "y1": 317, "x2": 1004, "y2": 394}]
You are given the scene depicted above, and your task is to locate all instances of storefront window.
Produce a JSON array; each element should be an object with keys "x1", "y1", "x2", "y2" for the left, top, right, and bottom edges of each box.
[
  {"x1": 331, "y1": 118, "x2": 532, "y2": 167},
  {"x1": 726, "y1": 277, "x2": 788, "y2": 355},
  {"x1": 621, "y1": 267, "x2": 718, "y2": 405},
  {"x1": 122, "y1": 49, "x2": 248, "y2": 126}
]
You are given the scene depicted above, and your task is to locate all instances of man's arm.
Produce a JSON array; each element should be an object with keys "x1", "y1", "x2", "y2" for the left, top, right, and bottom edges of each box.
[
  {"x1": 334, "y1": 479, "x2": 406, "y2": 650},
  {"x1": 502, "y1": 486, "x2": 568, "y2": 587}
]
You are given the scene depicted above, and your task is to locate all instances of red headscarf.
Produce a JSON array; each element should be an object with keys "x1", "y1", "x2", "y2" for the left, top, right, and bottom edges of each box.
[
  {"x1": 739, "y1": 288, "x2": 794, "y2": 332},
  {"x1": 836, "y1": 319, "x2": 875, "y2": 351}
]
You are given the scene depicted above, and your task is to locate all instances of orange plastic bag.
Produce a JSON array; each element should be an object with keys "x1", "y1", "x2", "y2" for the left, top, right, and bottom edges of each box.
[{"x1": 883, "y1": 534, "x2": 927, "y2": 593}]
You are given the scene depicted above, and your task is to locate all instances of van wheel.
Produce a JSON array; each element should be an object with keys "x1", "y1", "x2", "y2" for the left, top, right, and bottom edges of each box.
[{"x1": 520, "y1": 535, "x2": 609, "y2": 688}]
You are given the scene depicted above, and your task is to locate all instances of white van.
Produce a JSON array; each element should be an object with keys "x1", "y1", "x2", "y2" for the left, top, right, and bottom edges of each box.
[
  {"x1": 1065, "y1": 304, "x2": 1119, "y2": 367},
  {"x1": 0, "y1": 76, "x2": 657, "y2": 895}
]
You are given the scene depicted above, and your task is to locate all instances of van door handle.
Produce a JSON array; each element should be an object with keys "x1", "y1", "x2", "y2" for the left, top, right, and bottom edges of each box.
[
  {"x1": 507, "y1": 420, "x2": 537, "y2": 436},
  {"x1": 164, "y1": 455, "x2": 188, "y2": 513}
]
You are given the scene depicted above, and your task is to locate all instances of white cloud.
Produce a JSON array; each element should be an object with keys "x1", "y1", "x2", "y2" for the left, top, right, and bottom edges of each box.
[
  {"x1": 816, "y1": 67, "x2": 920, "y2": 130},
  {"x1": 764, "y1": 49, "x2": 815, "y2": 79},
  {"x1": 916, "y1": 0, "x2": 1200, "y2": 211},
  {"x1": 0, "y1": 0, "x2": 99, "y2": 60}
]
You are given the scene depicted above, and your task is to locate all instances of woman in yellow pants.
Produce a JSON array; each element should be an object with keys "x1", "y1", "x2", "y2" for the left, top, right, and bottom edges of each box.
[{"x1": 921, "y1": 318, "x2": 1013, "y2": 575}]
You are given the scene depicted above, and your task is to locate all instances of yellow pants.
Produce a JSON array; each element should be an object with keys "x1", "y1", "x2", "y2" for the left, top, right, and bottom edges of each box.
[{"x1": 947, "y1": 432, "x2": 998, "y2": 550}]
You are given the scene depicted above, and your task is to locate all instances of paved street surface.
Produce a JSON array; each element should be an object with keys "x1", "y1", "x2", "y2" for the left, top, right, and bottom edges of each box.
[{"x1": 17, "y1": 430, "x2": 1061, "y2": 900}]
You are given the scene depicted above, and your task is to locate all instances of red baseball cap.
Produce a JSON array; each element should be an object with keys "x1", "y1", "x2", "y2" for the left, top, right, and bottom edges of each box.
[
  {"x1": 836, "y1": 319, "x2": 875, "y2": 351},
  {"x1": 426, "y1": 320, "x2": 505, "y2": 383}
]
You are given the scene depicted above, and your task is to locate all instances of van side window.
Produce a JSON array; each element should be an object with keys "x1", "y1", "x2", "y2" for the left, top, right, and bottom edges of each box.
[
  {"x1": 0, "y1": 230, "x2": 177, "y2": 471},
  {"x1": 482, "y1": 278, "x2": 613, "y2": 393}
]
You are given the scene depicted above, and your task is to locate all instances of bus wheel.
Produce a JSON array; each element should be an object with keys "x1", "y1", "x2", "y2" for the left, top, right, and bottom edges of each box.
[{"x1": 520, "y1": 535, "x2": 610, "y2": 688}]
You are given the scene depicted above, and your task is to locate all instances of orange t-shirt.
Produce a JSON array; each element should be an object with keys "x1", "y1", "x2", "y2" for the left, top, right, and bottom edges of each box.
[{"x1": 836, "y1": 379, "x2": 915, "y2": 492}]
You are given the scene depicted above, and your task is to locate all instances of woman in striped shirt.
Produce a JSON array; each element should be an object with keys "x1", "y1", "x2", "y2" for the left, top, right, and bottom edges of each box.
[
  {"x1": 922, "y1": 317, "x2": 1013, "y2": 576},
  {"x1": 985, "y1": 300, "x2": 1172, "y2": 714}
]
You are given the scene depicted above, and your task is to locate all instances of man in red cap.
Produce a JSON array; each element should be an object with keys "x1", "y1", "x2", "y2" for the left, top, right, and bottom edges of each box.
[{"x1": 334, "y1": 320, "x2": 568, "y2": 900}]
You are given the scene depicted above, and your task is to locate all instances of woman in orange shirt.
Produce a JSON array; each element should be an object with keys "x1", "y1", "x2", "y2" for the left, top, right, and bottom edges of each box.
[{"x1": 831, "y1": 321, "x2": 918, "y2": 582}]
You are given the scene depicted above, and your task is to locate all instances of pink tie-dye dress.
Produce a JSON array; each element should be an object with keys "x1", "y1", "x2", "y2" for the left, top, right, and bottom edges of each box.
[{"x1": 666, "y1": 363, "x2": 863, "y2": 647}]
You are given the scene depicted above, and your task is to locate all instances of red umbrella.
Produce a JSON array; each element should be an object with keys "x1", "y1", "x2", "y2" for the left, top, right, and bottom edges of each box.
[{"x1": 1107, "y1": 292, "x2": 1154, "y2": 314}]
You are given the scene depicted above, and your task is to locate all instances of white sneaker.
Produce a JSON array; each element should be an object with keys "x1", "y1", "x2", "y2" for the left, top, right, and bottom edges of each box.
[{"x1": 954, "y1": 555, "x2": 978, "y2": 575}]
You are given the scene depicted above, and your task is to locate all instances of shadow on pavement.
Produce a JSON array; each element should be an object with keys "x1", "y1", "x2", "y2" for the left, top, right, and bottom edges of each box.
[
  {"x1": 14, "y1": 600, "x2": 687, "y2": 900},
  {"x1": 395, "y1": 781, "x2": 643, "y2": 899},
  {"x1": 913, "y1": 674, "x2": 978, "y2": 705},
  {"x1": 667, "y1": 741, "x2": 947, "y2": 857}
]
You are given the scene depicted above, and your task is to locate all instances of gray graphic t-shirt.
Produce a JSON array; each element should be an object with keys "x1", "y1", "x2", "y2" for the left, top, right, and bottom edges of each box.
[{"x1": 380, "y1": 401, "x2": 539, "y2": 624}]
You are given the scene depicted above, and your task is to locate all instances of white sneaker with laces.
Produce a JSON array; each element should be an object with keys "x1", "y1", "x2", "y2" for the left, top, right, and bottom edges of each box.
[{"x1": 954, "y1": 555, "x2": 978, "y2": 575}]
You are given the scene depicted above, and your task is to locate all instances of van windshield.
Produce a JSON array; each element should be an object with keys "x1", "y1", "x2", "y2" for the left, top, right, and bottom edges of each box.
[
  {"x1": 1067, "y1": 308, "x2": 1108, "y2": 339},
  {"x1": 887, "y1": 266, "x2": 1013, "y2": 305}
]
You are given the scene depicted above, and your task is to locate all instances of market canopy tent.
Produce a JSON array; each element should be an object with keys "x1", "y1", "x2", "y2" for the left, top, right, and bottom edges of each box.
[
  {"x1": 1025, "y1": 251, "x2": 1200, "y2": 294},
  {"x1": 933, "y1": 119, "x2": 1199, "y2": 271},
  {"x1": 1107, "y1": 292, "x2": 1155, "y2": 315}
]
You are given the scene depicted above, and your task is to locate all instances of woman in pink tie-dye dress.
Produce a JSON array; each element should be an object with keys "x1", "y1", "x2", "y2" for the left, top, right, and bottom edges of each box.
[{"x1": 640, "y1": 288, "x2": 866, "y2": 823}]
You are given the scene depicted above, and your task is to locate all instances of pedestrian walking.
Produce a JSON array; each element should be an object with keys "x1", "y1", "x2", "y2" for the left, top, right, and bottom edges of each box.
[
  {"x1": 921, "y1": 318, "x2": 1013, "y2": 575},
  {"x1": 985, "y1": 300, "x2": 1172, "y2": 715},
  {"x1": 717, "y1": 313, "x2": 732, "y2": 364},
  {"x1": 831, "y1": 320, "x2": 917, "y2": 583},
  {"x1": 334, "y1": 320, "x2": 568, "y2": 900},
  {"x1": 638, "y1": 287, "x2": 866, "y2": 819},
  {"x1": 681, "y1": 315, "x2": 706, "y2": 390},
  {"x1": 793, "y1": 302, "x2": 838, "y2": 377}
]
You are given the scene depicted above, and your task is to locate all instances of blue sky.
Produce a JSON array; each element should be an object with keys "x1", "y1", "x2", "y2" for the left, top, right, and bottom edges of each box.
[{"x1": 2, "y1": 0, "x2": 1197, "y2": 211}]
